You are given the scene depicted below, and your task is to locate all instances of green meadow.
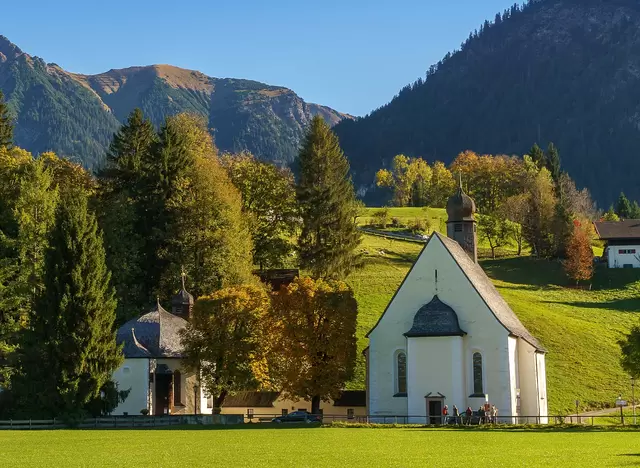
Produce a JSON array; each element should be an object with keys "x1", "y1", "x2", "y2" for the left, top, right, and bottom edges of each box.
[
  {"x1": 2, "y1": 427, "x2": 639, "y2": 467},
  {"x1": 347, "y1": 208, "x2": 640, "y2": 413}
]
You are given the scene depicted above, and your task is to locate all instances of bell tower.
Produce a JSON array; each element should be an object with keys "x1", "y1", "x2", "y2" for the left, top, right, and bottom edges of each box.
[
  {"x1": 171, "y1": 268, "x2": 194, "y2": 319},
  {"x1": 446, "y1": 176, "x2": 477, "y2": 263}
]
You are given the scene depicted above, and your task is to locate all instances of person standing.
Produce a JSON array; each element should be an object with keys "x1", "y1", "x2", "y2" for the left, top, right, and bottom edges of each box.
[
  {"x1": 442, "y1": 405, "x2": 449, "y2": 425},
  {"x1": 452, "y1": 405, "x2": 460, "y2": 425},
  {"x1": 465, "y1": 406, "x2": 473, "y2": 425}
]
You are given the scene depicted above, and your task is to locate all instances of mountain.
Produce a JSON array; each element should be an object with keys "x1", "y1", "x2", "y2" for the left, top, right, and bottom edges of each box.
[
  {"x1": 0, "y1": 35, "x2": 350, "y2": 169},
  {"x1": 334, "y1": 0, "x2": 640, "y2": 206}
]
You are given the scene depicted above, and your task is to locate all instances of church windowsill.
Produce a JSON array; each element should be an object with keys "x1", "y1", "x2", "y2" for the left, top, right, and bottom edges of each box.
[
  {"x1": 468, "y1": 393, "x2": 486, "y2": 398},
  {"x1": 393, "y1": 393, "x2": 407, "y2": 398}
]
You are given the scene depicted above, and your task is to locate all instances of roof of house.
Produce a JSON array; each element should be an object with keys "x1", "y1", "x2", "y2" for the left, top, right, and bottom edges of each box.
[
  {"x1": 222, "y1": 391, "x2": 281, "y2": 408},
  {"x1": 594, "y1": 220, "x2": 640, "y2": 240},
  {"x1": 366, "y1": 232, "x2": 545, "y2": 352},
  {"x1": 333, "y1": 390, "x2": 367, "y2": 407},
  {"x1": 116, "y1": 301, "x2": 188, "y2": 358},
  {"x1": 404, "y1": 295, "x2": 466, "y2": 338}
]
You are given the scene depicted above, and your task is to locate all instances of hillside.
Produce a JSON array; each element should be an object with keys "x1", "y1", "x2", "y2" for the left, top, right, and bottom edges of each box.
[
  {"x1": 0, "y1": 36, "x2": 350, "y2": 169},
  {"x1": 335, "y1": 0, "x2": 640, "y2": 206},
  {"x1": 348, "y1": 223, "x2": 640, "y2": 414}
]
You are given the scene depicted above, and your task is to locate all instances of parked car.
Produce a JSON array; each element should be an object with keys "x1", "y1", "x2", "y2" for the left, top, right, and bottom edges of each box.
[{"x1": 271, "y1": 411, "x2": 321, "y2": 424}]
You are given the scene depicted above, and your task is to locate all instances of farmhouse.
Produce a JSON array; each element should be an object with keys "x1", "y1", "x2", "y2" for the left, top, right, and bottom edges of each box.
[
  {"x1": 594, "y1": 220, "x2": 640, "y2": 268},
  {"x1": 365, "y1": 182, "x2": 548, "y2": 423}
]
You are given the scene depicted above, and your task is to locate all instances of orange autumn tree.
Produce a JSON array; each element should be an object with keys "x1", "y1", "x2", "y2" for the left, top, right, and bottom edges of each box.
[
  {"x1": 271, "y1": 276, "x2": 358, "y2": 415},
  {"x1": 563, "y1": 220, "x2": 594, "y2": 285},
  {"x1": 180, "y1": 284, "x2": 274, "y2": 413}
]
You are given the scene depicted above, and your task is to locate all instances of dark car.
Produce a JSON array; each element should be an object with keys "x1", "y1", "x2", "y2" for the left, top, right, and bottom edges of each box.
[{"x1": 271, "y1": 411, "x2": 321, "y2": 424}]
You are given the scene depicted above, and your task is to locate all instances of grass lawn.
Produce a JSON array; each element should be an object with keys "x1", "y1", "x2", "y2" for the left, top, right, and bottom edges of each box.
[
  {"x1": 2, "y1": 426, "x2": 640, "y2": 467},
  {"x1": 347, "y1": 233, "x2": 640, "y2": 414}
]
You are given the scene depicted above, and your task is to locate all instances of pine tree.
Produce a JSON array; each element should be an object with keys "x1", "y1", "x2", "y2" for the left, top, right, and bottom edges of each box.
[
  {"x1": 616, "y1": 192, "x2": 632, "y2": 219},
  {"x1": 0, "y1": 91, "x2": 13, "y2": 149},
  {"x1": 528, "y1": 143, "x2": 545, "y2": 168},
  {"x1": 13, "y1": 188, "x2": 122, "y2": 418},
  {"x1": 97, "y1": 109, "x2": 156, "y2": 321},
  {"x1": 296, "y1": 116, "x2": 362, "y2": 279},
  {"x1": 631, "y1": 201, "x2": 640, "y2": 219},
  {"x1": 544, "y1": 142, "x2": 561, "y2": 182}
]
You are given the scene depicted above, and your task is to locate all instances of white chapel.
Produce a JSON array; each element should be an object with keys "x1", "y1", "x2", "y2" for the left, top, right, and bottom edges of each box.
[{"x1": 365, "y1": 183, "x2": 548, "y2": 423}]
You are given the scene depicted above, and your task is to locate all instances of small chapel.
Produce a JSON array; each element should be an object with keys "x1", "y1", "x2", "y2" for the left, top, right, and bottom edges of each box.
[{"x1": 365, "y1": 182, "x2": 548, "y2": 423}]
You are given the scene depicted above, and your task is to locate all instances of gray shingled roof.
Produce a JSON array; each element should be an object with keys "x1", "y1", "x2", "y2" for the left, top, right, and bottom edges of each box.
[
  {"x1": 594, "y1": 220, "x2": 640, "y2": 240},
  {"x1": 435, "y1": 232, "x2": 545, "y2": 352},
  {"x1": 117, "y1": 302, "x2": 188, "y2": 358},
  {"x1": 404, "y1": 295, "x2": 466, "y2": 337}
]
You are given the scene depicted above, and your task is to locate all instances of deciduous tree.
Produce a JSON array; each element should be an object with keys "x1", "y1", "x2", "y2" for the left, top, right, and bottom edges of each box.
[
  {"x1": 180, "y1": 285, "x2": 273, "y2": 413},
  {"x1": 297, "y1": 116, "x2": 362, "y2": 279},
  {"x1": 563, "y1": 221, "x2": 593, "y2": 285},
  {"x1": 478, "y1": 213, "x2": 510, "y2": 259},
  {"x1": 270, "y1": 276, "x2": 357, "y2": 415},
  {"x1": 0, "y1": 91, "x2": 13, "y2": 150},
  {"x1": 522, "y1": 167, "x2": 556, "y2": 258}
]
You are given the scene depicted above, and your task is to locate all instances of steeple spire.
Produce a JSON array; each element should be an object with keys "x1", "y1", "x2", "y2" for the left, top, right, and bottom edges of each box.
[{"x1": 180, "y1": 266, "x2": 186, "y2": 290}]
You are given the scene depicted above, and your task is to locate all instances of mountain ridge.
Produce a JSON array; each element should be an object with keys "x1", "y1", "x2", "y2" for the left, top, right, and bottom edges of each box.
[{"x1": 0, "y1": 35, "x2": 351, "y2": 168}]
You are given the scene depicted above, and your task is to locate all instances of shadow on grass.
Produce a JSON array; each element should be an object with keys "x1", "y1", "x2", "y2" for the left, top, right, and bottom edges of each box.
[
  {"x1": 480, "y1": 257, "x2": 568, "y2": 287},
  {"x1": 149, "y1": 423, "x2": 322, "y2": 431},
  {"x1": 552, "y1": 298, "x2": 640, "y2": 313}
]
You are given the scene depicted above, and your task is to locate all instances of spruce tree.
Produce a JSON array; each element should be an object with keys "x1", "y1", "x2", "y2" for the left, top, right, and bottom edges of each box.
[
  {"x1": 616, "y1": 192, "x2": 632, "y2": 219},
  {"x1": 544, "y1": 142, "x2": 561, "y2": 182},
  {"x1": 296, "y1": 116, "x2": 362, "y2": 279},
  {"x1": 0, "y1": 91, "x2": 13, "y2": 149},
  {"x1": 98, "y1": 109, "x2": 156, "y2": 321},
  {"x1": 14, "y1": 188, "x2": 122, "y2": 418},
  {"x1": 528, "y1": 143, "x2": 545, "y2": 168}
]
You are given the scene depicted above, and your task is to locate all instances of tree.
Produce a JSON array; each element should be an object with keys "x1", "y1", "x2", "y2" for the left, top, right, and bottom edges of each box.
[
  {"x1": 180, "y1": 285, "x2": 272, "y2": 413},
  {"x1": 602, "y1": 206, "x2": 620, "y2": 222},
  {"x1": 620, "y1": 327, "x2": 640, "y2": 379},
  {"x1": 271, "y1": 276, "x2": 357, "y2": 415},
  {"x1": 528, "y1": 143, "x2": 545, "y2": 168},
  {"x1": 544, "y1": 142, "x2": 561, "y2": 182},
  {"x1": 478, "y1": 213, "x2": 510, "y2": 259},
  {"x1": 296, "y1": 116, "x2": 362, "y2": 279},
  {"x1": 500, "y1": 194, "x2": 528, "y2": 255},
  {"x1": 631, "y1": 201, "x2": 640, "y2": 219},
  {"x1": 157, "y1": 115, "x2": 254, "y2": 298},
  {"x1": 0, "y1": 91, "x2": 13, "y2": 150},
  {"x1": 12, "y1": 188, "x2": 122, "y2": 419},
  {"x1": 97, "y1": 109, "x2": 158, "y2": 321},
  {"x1": 522, "y1": 167, "x2": 556, "y2": 258},
  {"x1": 428, "y1": 161, "x2": 456, "y2": 207},
  {"x1": 552, "y1": 196, "x2": 574, "y2": 259},
  {"x1": 221, "y1": 152, "x2": 299, "y2": 270},
  {"x1": 371, "y1": 207, "x2": 390, "y2": 228},
  {"x1": 616, "y1": 193, "x2": 632, "y2": 219},
  {"x1": 563, "y1": 221, "x2": 594, "y2": 285}
]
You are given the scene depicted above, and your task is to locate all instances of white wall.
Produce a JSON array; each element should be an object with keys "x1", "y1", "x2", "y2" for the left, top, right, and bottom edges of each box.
[
  {"x1": 112, "y1": 359, "x2": 149, "y2": 416},
  {"x1": 407, "y1": 336, "x2": 464, "y2": 421},
  {"x1": 607, "y1": 245, "x2": 640, "y2": 268},
  {"x1": 368, "y1": 235, "x2": 514, "y2": 417},
  {"x1": 536, "y1": 352, "x2": 548, "y2": 423}
]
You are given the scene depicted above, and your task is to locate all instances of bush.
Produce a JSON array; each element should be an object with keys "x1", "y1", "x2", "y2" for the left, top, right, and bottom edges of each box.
[
  {"x1": 371, "y1": 208, "x2": 390, "y2": 228},
  {"x1": 391, "y1": 217, "x2": 402, "y2": 228},
  {"x1": 410, "y1": 217, "x2": 432, "y2": 234}
]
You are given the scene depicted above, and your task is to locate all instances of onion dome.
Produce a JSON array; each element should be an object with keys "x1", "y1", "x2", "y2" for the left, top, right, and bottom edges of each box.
[
  {"x1": 116, "y1": 299, "x2": 188, "y2": 358},
  {"x1": 404, "y1": 295, "x2": 466, "y2": 337},
  {"x1": 446, "y1": 176, "x2": 476, "y2": 221}
]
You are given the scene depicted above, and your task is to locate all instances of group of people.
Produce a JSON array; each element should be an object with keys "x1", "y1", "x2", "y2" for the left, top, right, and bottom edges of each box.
[{"x1": 442, "y1": 403, "x2": 498, "y2": 425}]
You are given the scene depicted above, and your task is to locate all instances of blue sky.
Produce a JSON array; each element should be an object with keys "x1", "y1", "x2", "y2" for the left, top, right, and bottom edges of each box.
[{"x1": 3, "y1": 0, "x2": 516, "y2": 116}]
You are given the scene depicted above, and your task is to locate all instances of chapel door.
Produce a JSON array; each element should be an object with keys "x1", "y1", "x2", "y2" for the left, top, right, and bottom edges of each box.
[
  {"x1": 155, "y1": 374, "x2": 172, "y2": 416},
  {"x1": 427, "y1": 400, "x2": 443, "y2": 425}
]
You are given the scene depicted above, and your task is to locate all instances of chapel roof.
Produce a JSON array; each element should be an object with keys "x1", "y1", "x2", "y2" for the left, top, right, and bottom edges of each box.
[
  {"x1": 404, "y1": 295, "x2": 466, "y2": 338},
  {"x1": 434, "y1": 232, "x2": 545, "y2": 351},
  {"x1": 116, "y1": 301, "x2": 188, "y2": 358},
  {"x1": 594, "y1": 220, "x2": 640, "y2": 240}
]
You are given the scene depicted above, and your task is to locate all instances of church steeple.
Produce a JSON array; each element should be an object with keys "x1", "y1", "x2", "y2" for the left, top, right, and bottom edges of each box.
[
  {"x1": 171, "y1": 267, "x2": 194, "y2": 319},
  {"x1": 446, "y1": 176, "x2": 477, "y2": 262}
]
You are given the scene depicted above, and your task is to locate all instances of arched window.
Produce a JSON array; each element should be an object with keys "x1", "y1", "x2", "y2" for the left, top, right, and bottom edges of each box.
[
  {"x1": 396, "y1": 352, "x2": 407, "y2": 395},
  {"x1": 473, "y1": 352, "x2": 484, "y2": 395},
  {"x1": 173, "y1": 370, "x2": 182, "y2": 405}
]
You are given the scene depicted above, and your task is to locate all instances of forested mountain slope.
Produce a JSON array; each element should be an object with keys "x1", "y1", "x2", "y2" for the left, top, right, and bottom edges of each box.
[
  {"x1": 0, "y1": 36, "x2": 349, "y2": 168},
  {"x1": 335, "y1": 0, "x2": 640, "y2": 206}
]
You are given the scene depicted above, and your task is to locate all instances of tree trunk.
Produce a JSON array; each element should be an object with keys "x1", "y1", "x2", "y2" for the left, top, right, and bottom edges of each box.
[
  {"x1": 213, "y1": 390, "x2": 228, "y2": 415},
  {"x1": 517, "y1": 240, "x2": 522, "y2": 256},
  {"x1": 311, "y1": 395, "x2": 321, "y2": 415}
]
